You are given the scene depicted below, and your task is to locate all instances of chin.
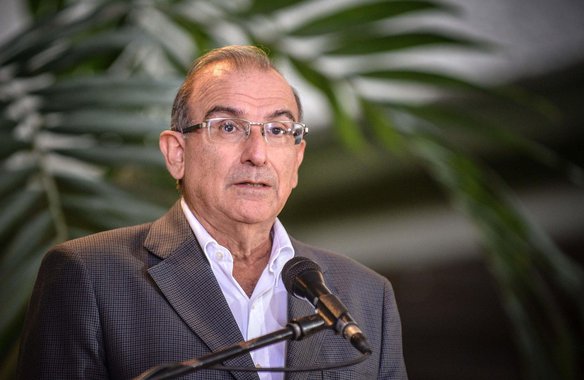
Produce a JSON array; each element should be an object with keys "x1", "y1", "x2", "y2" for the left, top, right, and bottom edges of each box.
[{"x1": 232, "y1": 208, "x2": 277, "y2": 225}]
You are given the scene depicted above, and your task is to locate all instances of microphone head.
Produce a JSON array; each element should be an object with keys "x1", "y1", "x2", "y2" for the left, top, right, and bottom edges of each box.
[
  {"x1": 282, "y1": 256, "x2": 322, "y2": 299},
  {"x1": 282, "y1": 257, "x2": 373, "y2": 355}
]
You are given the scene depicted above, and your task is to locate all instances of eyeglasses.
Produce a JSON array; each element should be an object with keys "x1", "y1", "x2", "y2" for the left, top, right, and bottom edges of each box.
[{"x1": 173, "y1": 118, "x2": 308, "y2": 146}]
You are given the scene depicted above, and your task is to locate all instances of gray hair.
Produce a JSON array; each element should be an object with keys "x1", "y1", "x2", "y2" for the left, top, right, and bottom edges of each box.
[{"x1": 170, "y1": 45, "x2": 303, "y2": 132}]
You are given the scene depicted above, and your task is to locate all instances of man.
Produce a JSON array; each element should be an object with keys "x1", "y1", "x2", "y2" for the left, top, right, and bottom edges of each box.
[{"x1": 17, "y1": 45, "x2": 407, "y2": 379}]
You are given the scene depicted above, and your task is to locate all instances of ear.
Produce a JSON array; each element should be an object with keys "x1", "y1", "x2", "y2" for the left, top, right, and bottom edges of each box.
[
  {"x1": 291, "y1": 140, "x2": 306, "y2": 188},
  {"x1": 159, "y1": 130, "x2": 185, "y2": 180},
  {"x1": 296, "y1": 140, "x2": 306, "y2": 167}
]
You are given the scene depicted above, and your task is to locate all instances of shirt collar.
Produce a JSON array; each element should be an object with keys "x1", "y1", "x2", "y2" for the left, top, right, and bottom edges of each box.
[{"x1": 180, "y1": 198, "x2": 294, "y2": 279}]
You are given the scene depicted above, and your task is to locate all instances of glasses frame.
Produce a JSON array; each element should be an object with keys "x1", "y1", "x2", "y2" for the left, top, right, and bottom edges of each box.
[{"x1": 173, "y1": 118, "x2": 308, "y2": 145}]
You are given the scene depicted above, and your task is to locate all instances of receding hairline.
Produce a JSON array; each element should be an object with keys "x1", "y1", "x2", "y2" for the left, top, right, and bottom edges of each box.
[
  {"x1": 190, "y1": 45, "x2": 274, "y2": 75},
  {"x1": 191, "y1": 62, "x2": 299, "y2": 115},
  {"x1": 171, "y1": 45, "x2": 303, "y2": 132}
]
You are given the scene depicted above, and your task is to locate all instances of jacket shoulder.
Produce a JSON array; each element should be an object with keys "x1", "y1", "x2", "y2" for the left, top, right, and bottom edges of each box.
[
  {"x1": 57, "y1": 223, "x2": 153, "y2": 256},
  {"x1": 290, "y1": 237, "x2": 390, "y2": 288}
]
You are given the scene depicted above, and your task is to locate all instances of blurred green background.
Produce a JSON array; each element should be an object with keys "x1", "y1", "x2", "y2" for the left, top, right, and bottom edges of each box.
[{"x1": 1, "y1": 1, "x2": 583, "y2": 379}]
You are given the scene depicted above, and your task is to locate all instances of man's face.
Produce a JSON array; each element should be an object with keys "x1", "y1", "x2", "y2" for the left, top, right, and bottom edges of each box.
[{"x1": 168, "y1": 63, "x2": 305, "y2": 231}]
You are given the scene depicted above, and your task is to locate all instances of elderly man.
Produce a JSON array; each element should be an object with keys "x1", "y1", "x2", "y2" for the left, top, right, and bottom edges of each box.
[{"x1": 17, "y1": 45, "x2": 407, "y2": 379}]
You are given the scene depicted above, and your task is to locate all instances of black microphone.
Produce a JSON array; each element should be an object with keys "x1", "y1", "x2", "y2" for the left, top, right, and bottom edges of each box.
[{"x1": 282, "y1": 257, "x2": 372, "y2": 354}]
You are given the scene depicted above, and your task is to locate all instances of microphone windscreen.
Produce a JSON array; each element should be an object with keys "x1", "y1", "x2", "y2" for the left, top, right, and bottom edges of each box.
[{"x1": 282, "y1": 256, "x2": 321, "y2": 294}]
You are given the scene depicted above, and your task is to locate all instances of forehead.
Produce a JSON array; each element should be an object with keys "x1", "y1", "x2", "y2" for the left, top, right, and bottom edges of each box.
[{"x1": 189, "y1": 63, "x2": 299, "y2": 120}]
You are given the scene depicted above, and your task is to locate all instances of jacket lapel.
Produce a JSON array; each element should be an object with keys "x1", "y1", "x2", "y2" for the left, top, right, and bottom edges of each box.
[{"x1": 144, "y1": 202, "x2": 259, "y2": 380}]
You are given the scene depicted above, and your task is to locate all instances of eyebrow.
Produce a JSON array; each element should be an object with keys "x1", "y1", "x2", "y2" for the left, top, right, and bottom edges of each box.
[
  {"x1": 268, "y1": 109, "x2": 296, "y2": 121},
  {"x1": 204, "y1": 106, "x2": 242, "y2": 119},
  {"x1": 204, "y1": 106, "x2": 297, "y2": 121}
]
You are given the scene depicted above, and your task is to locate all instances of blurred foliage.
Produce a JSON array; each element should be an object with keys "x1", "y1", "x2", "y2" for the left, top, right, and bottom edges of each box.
[{"x1": 0, "y1": 0, "x2": 582, "y2": 379}]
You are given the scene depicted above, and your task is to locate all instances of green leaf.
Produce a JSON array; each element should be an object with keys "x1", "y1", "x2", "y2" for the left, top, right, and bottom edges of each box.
[
  {"x1": 56, "y1": 172, "x2": 165, "y2": 215},
  {"x1": 26, "y1": 0, "x2": 67, "y2": 19},
  {"x1": 359, "y1": 69, "x2": 489, "y2": 93},
  {"x1": 34, "y1": 76, "x2": 180, "y2": 111},
  {"x1": 48, "y1": 110, "x2": 166, "y2": 139},
  {"x1": 290, "y1": 0, "x2": 454, "y2": 36},
  {"x1": 54, "y1": 173, "x2": 166, "y2": 228},
  {"x1": 0, "y1": 209, "x2": 53, "y2": 275},
  {"x1": 290, "y1": 57, "x2": 367, "y2": 150},
  {"x1": 0, "y1": 211, "x2": 53, "y2": 335},
  {"x1": 62, "y1": 193, "x2": 164, "y2": 229},
  {"x1": 23, "y1": 28, "x2": 142, "y2": 76},
  {"x1": 0, "y1": 132, "x2": 30, "y2": 159},
  {"x1": 0, "y1": 166, "x2": 37, "y2": 200},
  {"x1": 243, "y1": 0, "x2": 302, "y2": 15},
  {"x1": 55, "y1": 174, "x2": 165, "y2": 214},
  {"x1": 0, "y1": 190, "x2": 44, "y2": 244},
  {"x1": 326, "y1": 32, "x2": 487, "y2": 55},
  {"x1": 0, "y1": 2, "x2": 129, "y2": 67},
  {"x1": 360, "y1": 100, "x2": 406, "y2": 153},
  {"x1": 164, "y1": 7, "x2": 214, "y2": 57},
  {"x1": 384, "y1": 102, "x2": 584, "y2": 187},
  {"x1": 406, "y1": 133, "x2": 584, "y2": 379},
  {"x1": 0, "y1": 115, "x2": 18, "y2": 131},
  {"x1": 54, "y1": 145, "x2": 165, "y2": 167}
]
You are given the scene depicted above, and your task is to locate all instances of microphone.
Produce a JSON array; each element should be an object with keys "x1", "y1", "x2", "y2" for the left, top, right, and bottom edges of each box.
[{"x1": 282, "y1": 257, "x2": 372, "y2": 354}]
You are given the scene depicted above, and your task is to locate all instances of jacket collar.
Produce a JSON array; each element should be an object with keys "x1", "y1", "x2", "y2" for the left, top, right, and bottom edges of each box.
[
  {"x1": 144, "y1": 201, "x2": 259, "y2": 380},
  {"x1": 143, "y1": 203, "x2": 331, "y2": 379}
]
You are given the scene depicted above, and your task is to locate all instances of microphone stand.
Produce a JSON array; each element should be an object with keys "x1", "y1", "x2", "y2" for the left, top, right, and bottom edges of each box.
[{"x1": 134, "y1": 314, "x2": 326, "y2": 380}]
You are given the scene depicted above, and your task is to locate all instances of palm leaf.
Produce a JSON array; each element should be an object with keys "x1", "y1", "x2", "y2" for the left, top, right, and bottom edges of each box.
[
  {"x1": 289, "y1": 0, "x2": 456, "y2": 36},
  {"x1": 0, "y1": 2, "x2": 129, "y2": 68},
  {"x1": 47, "y1": 109, "x2": 167, "y2": 139},
  {"x1": 54, "y1": 145, "x2": 165, "y2": 167},
  {"x1": 289, "y1": 57, "x2": 367, "y2": 150},
  {"x1": 325, "y1": 31, "x2": 488, "y2": 55},
  {"x1": 243, "y1": 0, "x2": 303, "y2": 15},
  {"x1": 24, "y1": 28, "x2": 143, "y2": 75},
  {"x1": 361, "y1": 100, "x2": 584, "y2": 378},
  {"x1": 34, "y1": 77, "x2": 179, "y2": 111}
]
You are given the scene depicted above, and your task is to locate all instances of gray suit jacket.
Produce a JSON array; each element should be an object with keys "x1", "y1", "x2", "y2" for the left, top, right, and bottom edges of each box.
[{"x1": 17, "y1": 202, "x2": 407, "y2": 379}]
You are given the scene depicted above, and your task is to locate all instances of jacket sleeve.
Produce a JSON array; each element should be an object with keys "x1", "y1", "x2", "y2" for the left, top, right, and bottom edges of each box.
[{"x1": 17, "y1": 246, "x2": 109, "y2": 380}]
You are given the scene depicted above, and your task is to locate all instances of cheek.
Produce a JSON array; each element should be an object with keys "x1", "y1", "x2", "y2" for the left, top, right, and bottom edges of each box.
[
  {"x1": 289, "y1": 148, "x2": 304, "y2": 189},
  {"x1": 280, "y1": 160, "x2": 301, "y2": 192},
  {"x1": 184, "y1": 144, "x2": 233, "y2": 189},
  {"x1": 183, "y1": 145, "x2": 212, "y2": 186}
]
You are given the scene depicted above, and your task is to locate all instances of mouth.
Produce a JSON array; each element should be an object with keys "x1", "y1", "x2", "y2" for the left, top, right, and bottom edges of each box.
[{"x1": 236, "y1": 181, "x2": 269, "y2": 188}]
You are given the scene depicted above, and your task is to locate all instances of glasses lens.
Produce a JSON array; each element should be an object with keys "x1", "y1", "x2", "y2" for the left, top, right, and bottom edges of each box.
[
  {"x1": 265, "y1": 122, "x2": 305, "y2": 145},
  {"x1": 290, "y1": 124, "x2": 306, "y2": 145},
  {"x1": 208, "y1": 119, "x2": 246, "y2": 143},
  {"x1": 264, "y1": 122, "x2": 291, "y2": 145},
  {"x1": 205, "y1": 119, "x2": 305, "y2": 145}
]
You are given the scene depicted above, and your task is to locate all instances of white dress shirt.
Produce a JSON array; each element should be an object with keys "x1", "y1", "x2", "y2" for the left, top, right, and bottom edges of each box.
[{"x1": 181, "y1": 199, "x2": 293, "y2": 380}]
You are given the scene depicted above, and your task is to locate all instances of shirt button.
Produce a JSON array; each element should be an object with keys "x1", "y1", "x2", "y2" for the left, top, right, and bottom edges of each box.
[{"x1": 216, "y1": 252, "x2": 224, "y2": 261}]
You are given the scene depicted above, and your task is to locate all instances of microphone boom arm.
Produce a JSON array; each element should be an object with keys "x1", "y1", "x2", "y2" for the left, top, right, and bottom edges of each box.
[{"x1": 133, "y1": 314, "x2": 327, "y2": 380}]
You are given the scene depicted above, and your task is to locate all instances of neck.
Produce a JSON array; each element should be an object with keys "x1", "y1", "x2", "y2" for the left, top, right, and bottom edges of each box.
[
  {"x1": 186, "y1": 201, "x2": 277, "y2": 296},
  {"x1": 199, "y1": 215, "x2": 273, "y2": 260},
  {"x1": 209, "y1": 225, "x2": 273, "y2": 297}
]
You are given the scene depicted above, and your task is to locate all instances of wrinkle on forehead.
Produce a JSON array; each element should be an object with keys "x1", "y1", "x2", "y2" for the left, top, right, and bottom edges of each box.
[{"x1": 190, "y1": 64, "x2": 298, "y2": 121}]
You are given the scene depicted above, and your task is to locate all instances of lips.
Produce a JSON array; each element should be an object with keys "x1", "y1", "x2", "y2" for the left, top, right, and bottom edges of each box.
[
  {"x1": 237, "y1": 181, "x2": 269, "y2": 188},
  {"x1": 229, "y1": 169, "x2": 276, "y2": 190}
]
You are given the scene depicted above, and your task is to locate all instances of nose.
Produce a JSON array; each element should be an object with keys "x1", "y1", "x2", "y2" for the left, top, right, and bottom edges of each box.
[{"x1": 241, "y1": 124, "x2": 268, "y2": 166}]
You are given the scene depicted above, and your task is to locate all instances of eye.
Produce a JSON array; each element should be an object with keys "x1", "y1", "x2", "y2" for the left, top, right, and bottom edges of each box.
[
  {"x1": 217, "y1": 119, "x2": 241, "y2": 134},
  {"x1": 266, "y1": 123, "x2": 289, "y2": 137}
]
